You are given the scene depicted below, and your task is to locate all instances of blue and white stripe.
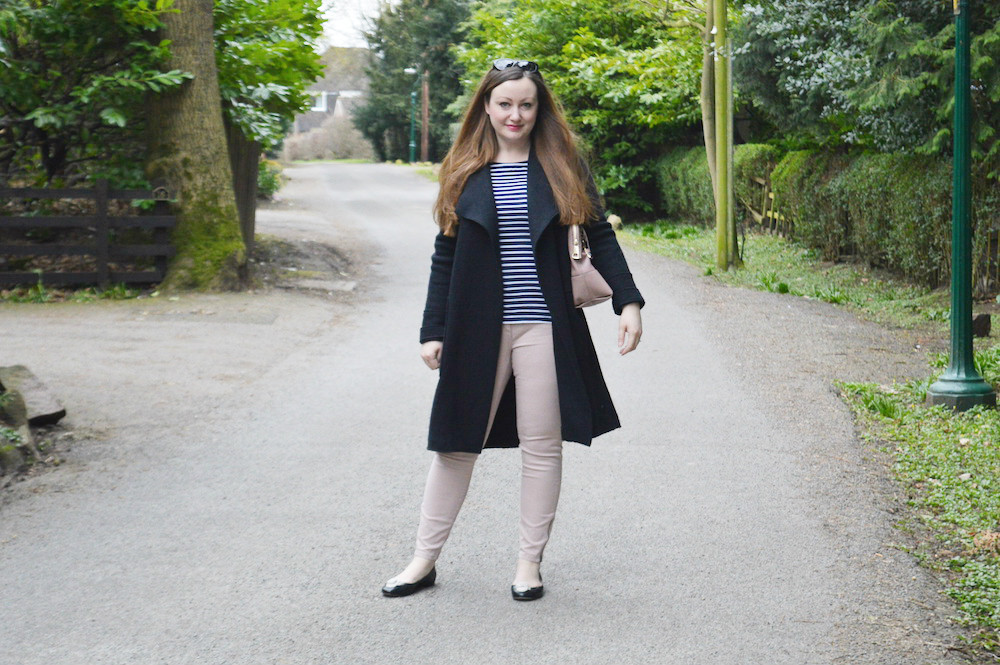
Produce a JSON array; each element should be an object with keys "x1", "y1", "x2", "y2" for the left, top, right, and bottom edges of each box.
[{"x1": 490, "y1": 161, "x2": 551, "y2": 323}]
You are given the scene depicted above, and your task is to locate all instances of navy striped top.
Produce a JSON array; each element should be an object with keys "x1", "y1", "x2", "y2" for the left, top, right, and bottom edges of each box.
[{"x1": 490, "y1": 161, "x2": 551, "y2": 323}]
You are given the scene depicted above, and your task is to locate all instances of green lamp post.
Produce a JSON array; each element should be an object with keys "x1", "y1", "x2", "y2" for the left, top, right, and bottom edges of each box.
[
  {"x1": 404, "y1": 67, "x2": 419, "y2": 163},
  {"x1": 927, "y1": 0, "x2": 997, "y2": 410}
]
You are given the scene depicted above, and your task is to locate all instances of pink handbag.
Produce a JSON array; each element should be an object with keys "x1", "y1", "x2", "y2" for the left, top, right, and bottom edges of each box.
[{"x1": 569, "y1": 224, "x2": 612, "y2": 308}]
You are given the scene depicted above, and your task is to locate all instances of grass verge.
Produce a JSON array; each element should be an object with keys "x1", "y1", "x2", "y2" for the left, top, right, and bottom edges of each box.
[
  {"x1": 0, "y1": 279, "x2": 142, "y2": 303},
  {"x1": 839, "y1": 348, "x2": 1000, "y2": 655},
  {"x1": 621, "y1": 221, "x2": 953, "y2": 332},
  {"x1": 289, "y1": 158, "x2": 372, "y2": 164},
  {"x1": 624, "y1": 219, "x2": 1000, "y2": 656}
]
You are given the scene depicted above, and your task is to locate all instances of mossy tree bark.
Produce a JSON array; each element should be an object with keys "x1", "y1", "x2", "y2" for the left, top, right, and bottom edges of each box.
[{"x1": 146, "y1": 0, "x2": 246, "y2": 290}]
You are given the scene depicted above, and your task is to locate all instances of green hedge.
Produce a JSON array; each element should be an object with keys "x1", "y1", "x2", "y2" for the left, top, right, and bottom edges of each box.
[
  {"x1": 655, "y1": 147, "x2": 714, "y2": 225},
  {"x1": 654, "y1": 144, "x2": 998, "y2": 292},
  {"x1": 771, "y1": 150, "x2": 853, "y2": 261},
  {"x1": 832, "y1": 153, "x2": 952, "y2": 287},
  {"x1": 656, "y1": 144, "x2": 785, "y2": 227},
  {"x1": 769, "y1": 149, "x2": 1000, "y2": 289},
  {"x1": 733, "y1": 143, "x2": 783, "y2": 217}
]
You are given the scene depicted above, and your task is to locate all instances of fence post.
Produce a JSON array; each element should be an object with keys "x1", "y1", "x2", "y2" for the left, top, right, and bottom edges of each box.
[
  {"x1": 152, "y1": 184, "x2": 171, "y2": 281},
  {"x1": 95, "y1": 178, "x2": 110, "y2": 285}
]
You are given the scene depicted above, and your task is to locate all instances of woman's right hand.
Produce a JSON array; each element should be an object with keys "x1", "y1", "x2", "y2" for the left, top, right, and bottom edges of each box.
[{"x1": 420, "y1": 341, "x2": 443, "y2": 370}]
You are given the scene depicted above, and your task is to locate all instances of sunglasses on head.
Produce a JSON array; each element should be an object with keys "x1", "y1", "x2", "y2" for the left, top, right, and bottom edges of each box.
[{"x1": 492, "y1": 58, "x2": 539, "y2": 73}]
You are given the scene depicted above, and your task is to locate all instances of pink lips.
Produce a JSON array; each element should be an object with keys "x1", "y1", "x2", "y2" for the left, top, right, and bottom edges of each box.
[{"x1": 506, "y1": 125, "x2": 522, "y2": 131}]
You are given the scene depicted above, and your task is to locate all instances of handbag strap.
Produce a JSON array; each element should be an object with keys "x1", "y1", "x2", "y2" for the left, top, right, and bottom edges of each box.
[{"x1": 569, "y1": 224, "x2": 590, "y2": 260}]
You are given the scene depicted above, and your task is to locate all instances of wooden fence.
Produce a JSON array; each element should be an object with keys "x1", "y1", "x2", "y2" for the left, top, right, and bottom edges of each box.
[
  {"x1": 0, "y1": 179, "x2": 175, "y2": 287},
  {"x1": 739, "y1": 173, "x2": 1000, "y2": 296},
  {"x1": 975, "y1": 228, "x2": 1000, "y2": 297},
  {"x1": 742, "y1": 175, "x2": 793, "y2": 237}
]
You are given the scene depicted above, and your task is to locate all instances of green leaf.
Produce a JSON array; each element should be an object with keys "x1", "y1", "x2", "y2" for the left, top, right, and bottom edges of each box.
[{"x1": 100, "y1": 107, "x2": 127, "y2": 127}]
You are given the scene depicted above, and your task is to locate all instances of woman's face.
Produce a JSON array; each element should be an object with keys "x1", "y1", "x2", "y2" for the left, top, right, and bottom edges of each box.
[{"x1": 484, "y1": 77, "x2": 538, "y2": 148}]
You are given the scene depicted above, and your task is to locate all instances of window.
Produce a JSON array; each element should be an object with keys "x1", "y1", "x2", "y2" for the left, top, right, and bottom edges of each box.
[{"x1": 309, "y1": 92, "x2": 327, "y2": 112}]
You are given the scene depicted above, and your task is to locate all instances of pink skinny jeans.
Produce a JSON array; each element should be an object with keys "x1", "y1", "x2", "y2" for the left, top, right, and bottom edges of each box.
[{"x1": 414, "y1": 322, "x2": 563, "y2": 563}]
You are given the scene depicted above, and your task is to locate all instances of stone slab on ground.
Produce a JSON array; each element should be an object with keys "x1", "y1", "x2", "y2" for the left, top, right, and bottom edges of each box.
[
  {"x1": 0, "y1": 365, "x2": 66, "y2": 426},
  {"x1": 289, "y1": 278, "x2": 356, "y2": 293}
]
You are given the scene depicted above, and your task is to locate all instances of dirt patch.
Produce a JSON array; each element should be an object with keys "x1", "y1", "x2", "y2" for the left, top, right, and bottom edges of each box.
[
  {"x1": 1, "y1": 425, "x2": 76, "y2": 496},
  {"x1": 249, "y1": 235, "x2": 360, "y2": 297}
]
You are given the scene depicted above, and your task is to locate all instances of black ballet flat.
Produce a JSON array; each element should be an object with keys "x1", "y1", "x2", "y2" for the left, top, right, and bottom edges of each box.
[
  {"x1": 511, "y1": 574, "x2": 544, "y2": 601},
  {"x1": 381, "y1": 567, "x2": 437, "y2": 597}
]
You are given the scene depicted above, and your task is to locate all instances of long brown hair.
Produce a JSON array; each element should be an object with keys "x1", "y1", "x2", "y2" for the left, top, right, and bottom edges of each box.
[{"x1": 433, "y1": 65, "x2": 594, "y2": 236}]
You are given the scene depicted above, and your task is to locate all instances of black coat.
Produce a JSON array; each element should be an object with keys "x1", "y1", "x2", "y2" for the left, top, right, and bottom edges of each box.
[{"x1": 420, "y1": 152, "x2": 644, "y2": 454}]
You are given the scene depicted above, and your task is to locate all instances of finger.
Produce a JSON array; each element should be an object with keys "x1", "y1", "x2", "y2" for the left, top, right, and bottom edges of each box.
[
  {"x1": 618, "y1": 325, "x2": 626, "y2": 349},
  {"x1": 620, "y1": 330, "x2": 640, "y2": 355}
]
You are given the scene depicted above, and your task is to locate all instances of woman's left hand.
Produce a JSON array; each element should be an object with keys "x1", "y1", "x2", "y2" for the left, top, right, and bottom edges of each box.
[{"x1": 618, "y1": 302, "x2": 642, "y2": 355}]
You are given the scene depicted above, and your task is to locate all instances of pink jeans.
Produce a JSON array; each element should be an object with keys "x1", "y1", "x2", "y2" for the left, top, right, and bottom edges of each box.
[{"x1": 414, "y1": 323, "x2": 563, "y2": 563}]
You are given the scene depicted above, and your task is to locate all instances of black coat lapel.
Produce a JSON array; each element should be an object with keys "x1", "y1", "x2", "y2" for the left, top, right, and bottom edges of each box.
[
  {"x1": 454, "y1": 152, "x2": 560, "y2": 248},
  {"x1": 527, "y1": 150, "x2": 560, "y2": 247},
  {"x1": 454, "y1": 166, "x2": 498, "y2": 241}
]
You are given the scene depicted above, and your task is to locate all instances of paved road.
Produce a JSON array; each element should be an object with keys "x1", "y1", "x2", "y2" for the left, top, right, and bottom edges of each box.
[{"x1": 0, "y1": 163, "x2": 973, "y2": 664}]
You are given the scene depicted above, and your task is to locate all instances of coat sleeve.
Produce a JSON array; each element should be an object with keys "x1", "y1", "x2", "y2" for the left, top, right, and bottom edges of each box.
[
  {"x1": 420, "y1": 231, "x2": 457, "y2": 343},
  {"x1": 582, "y1": 168, "x2": 645, "y2": 315}
]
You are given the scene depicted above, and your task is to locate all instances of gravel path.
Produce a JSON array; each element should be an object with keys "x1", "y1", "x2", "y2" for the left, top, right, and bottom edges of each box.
[{"x1": 0, "y1": 162, "x2": 974, "y2": 664}]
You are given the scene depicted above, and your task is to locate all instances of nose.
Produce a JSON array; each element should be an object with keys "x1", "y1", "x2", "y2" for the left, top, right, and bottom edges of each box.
[{"x1": 509, "y1": 107, "x2": 521, "y2": 121}]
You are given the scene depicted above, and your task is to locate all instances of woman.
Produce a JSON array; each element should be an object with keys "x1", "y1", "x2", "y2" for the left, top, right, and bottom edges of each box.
[{"x1": 382, "y1": 58, "x2": 644, "y2": 601}]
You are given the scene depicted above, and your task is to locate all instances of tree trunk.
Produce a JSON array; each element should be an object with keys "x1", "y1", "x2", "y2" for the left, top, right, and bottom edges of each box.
[
  {"x1": 700, "y1": 1, "x2": 717, "y2": 203},
  {"x1": 146, "y1": 0, "x2": 246, "y2": 290},
  {"x1": 713, "y1": 0, "x2": 729, "y2": 270},
  {"x1": 224, "y1": 116, "x2": 260, "y2": 255},
  {"x1": 726, "y1": 42, "x2": 742, "y2": 268}
]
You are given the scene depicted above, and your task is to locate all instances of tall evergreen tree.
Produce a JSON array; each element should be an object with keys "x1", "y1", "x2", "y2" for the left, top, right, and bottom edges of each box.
[
  {"x1": 735, "y1": 0, "x2": 1000, "y2": 170},
  {"x1": 851, "y1": 0, "x2": 1000, "y2": 169},
  {"x1": 352, "y1": 0, "x2": 470, "y2": 162}
]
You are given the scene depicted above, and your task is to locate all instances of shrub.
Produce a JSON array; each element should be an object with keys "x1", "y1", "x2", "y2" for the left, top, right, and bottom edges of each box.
[
  {"x1": 771, "y1": 150, "x2": 851, "y2": 260},
  {"x1": 282, "y1": 113, "x2": 375, "y2": 161},
  {"x1": 832, "y1": 153, "x2": 952, "y2": 287},
  {"x1": 257, "y1": 160, "x2": 283, "y2": 199},
  {"x1": 734, "y1": 143, "x2": 784, "y2": 224},
  {"x1": 655, "y1": 147, "x2": 714, "y2": 226},
  {"x1": 654, "y1": 143, "x2": 1000, "y2": 296}
]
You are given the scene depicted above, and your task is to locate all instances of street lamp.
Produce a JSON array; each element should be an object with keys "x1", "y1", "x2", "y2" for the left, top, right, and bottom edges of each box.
[
  {"x1": 927, "y1": 0, "x2": 997, "y2": 410},
  {"x1": 404, "y1": 67, "x2": 419, "y2": 163}
]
